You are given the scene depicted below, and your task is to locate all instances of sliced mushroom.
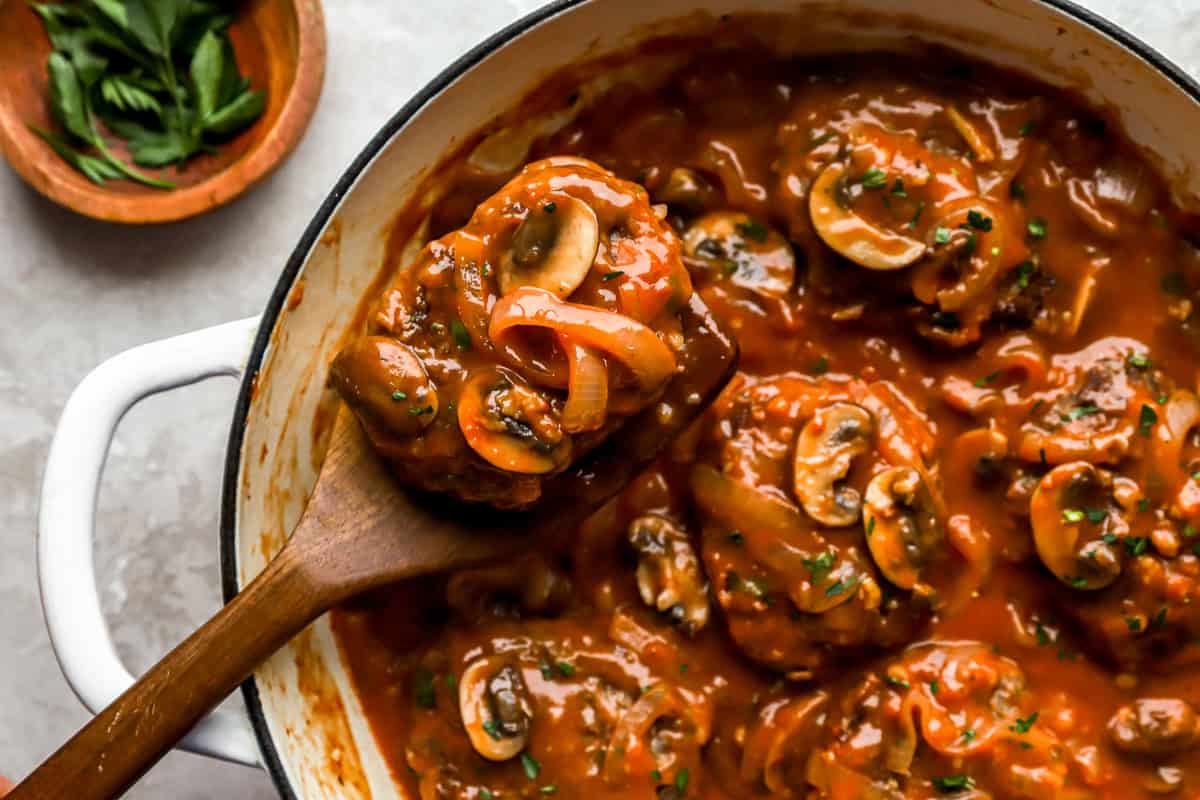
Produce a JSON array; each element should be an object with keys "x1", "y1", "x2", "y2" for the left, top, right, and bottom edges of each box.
[
  {"x1": 498, "y1": 195, "x2": 599, "y2": 298},
  {"x1": 681, "y1": 211, "x2": 795, "y2": 297},
  {"x1": 627, "y1": 514, "x2": 710, "y2": 634},
  {"x1": 330, "y1": 336, "x2": 438, "y2": 438},
  {"x1": 793, "y1": 403, "x2": 876, "y2": 527},
  {"x1": 459, "y1": 657, "x2": 534, "y2": 761},
  {"x1": 1029, "y1": 462, "x2": 1126, "y2": 590},
  {"x1": 1108, "y1": 698, "x2": 1200, "y2": 756},
  {"x1": 457, "y1": 366, "x2": 571, "y2": 474},
  {"x1": 656, "y1": 166, "x2": 720, "y2": 213},
  {"x1": 863, "y1": 467, "x2": 942, "y2": 593},
  {"x1": 809, "y1": 162, "x2": 926, "y2": 271}
]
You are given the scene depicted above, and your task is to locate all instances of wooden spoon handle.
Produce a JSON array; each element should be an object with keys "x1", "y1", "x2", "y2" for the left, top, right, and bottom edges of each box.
[{"x1": 11, "y1": 547, "x2": 324, "y2": 799}]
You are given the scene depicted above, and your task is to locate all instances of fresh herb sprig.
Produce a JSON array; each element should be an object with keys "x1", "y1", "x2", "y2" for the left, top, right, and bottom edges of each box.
[{"x1": 30, "y1": 0, "x2": 265, "y2": 189}]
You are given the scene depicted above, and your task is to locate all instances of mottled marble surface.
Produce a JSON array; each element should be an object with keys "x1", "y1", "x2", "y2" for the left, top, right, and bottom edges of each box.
[{"x1": 0, "y1": 0, "x2": 1196, "y2": 796}]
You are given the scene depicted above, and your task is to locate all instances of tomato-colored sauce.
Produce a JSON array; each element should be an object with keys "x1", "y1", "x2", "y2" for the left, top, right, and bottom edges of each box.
[{"x1": 332, "y1": 45, "x2": 1200, "y2": 800}]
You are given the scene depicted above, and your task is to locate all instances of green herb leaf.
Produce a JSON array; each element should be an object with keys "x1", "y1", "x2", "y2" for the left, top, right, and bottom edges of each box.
[
  {"x1": 602, "y1": 270, "x2": 624, "y2": 281},
  {"x1": 966, "y1": 210, "x2": 993, "y2": 232},
  {"x1": 124, "y1": 0, "x2": 179, "y2": 56},
  {"x1": 1084, "y1": 507, "x2": 1107, "y2": 524},
  {"x1": 1010, "y1": 711, "x2": 1038, "y2": 733},
  {"x1": 451, "y1": 319, "x2": 472, "y2": 350},
  {"x1": 190, "y1": 29, "x2": 225, "y2": 119},
  {"x1": 736, "y1": 220, "x2": 769, "y2": 242},
  {"x1": 1026, "y1": 218, "x2": 1048, "y2": 240},
  {"x1": 1127, "y1": 353, "x2": 1151, "y2": 369},
  {"x1": 30, "y1": 127, "x2": 119, "y2": 184},
  {"x1": 521, "y1": 753, "x2": 541, "y2": 780},
  {"x1": 1161, "y1": 271, "x2": 1188, "y2": 296},
  {"x1": 204, "y1": 88, "x2": 265, "y2": 136},
  {"x1": 860, "y1": 167, "x2": 887, "y2": 189},
  {"x1": 933, "y1": 774, "x2": 974, "y2": 793},
  {"x1": 1062, "y1": 509, "x2": 1084, "y2": 524},
  {"x1": 675, "y1": 768, "x2": 689, "y2": 795},
  {"x1": 46, "y1": 52, "x2": 93, "y2": 142},
  {"x1": 1139, "y1": 404, "x2": 1158, "y2": 437},
  {"x1": 99, "y1": 75, "x2": 162, "y2": 115},
  {"x1": 1068, "y1": 404, "x2": 1100, "y2": 420},
  {"x1": 934, "y1": 226, "x2": 951, "y2": 245}
]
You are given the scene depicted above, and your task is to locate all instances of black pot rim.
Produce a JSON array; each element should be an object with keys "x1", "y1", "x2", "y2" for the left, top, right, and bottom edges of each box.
[{"x1": 218, "y1": 0, "x2": 1200, "y2": 796}]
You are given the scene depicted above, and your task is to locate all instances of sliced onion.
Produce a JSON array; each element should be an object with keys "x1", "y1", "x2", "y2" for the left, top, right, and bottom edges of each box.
[
  {"x1": 559, "y1": 335, "x2": 609, "y2": 433},
  {"x1": 490, "y1": 286, "x2": 677, "y2": 395}
]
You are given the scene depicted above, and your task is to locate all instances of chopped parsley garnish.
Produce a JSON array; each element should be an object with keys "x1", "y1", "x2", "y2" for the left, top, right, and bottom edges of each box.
[
  {"x1": 409, "y1": 405, "x2": 434, "y2": 416},
  {"x1": 802, "y1": 551, "x2": 836, "y2": 581},
  {"x1": 391, "y1": 390, "x2": 408, "y2": 401},
  {"x1": 966, "y1": 210, "x2": 993, "y2": 232},
  {"x1": 1035, "y1": 623, "x2": 1050, "y2": 646},
  {"x1": 451, "y1": 319, "x2": 472, "y2": 350},
  {"x1": 929, "y1": 679, "x2": 940, "y2": 695},
  {"x1": 934, "y1": 226, "x2": 952, "y2": 245},
  {"x1": 1128, "y1": 353, "x2": 1151, "y2": 369},
  {"x1": 1062, "y1": 509, "x2": 1085, "y2": 524},
  {"x1": 651, "y1": 770, "x2": 663, "y2": 782},
  {"x1": 728, "y1": 530, "x2": 745, "y2": 545},
  {"x1": 908, "y1": 200, "x2": 926, "y2": 229},
  {"x1": 539, "y1": 660, "x2": 553, "y2": 680},
  {"x1": 825, "y1": 576, "x2": 858, "y2": 598},
  {"x1": 961, "y1": 728, "x2": 977, "y2": 743},
  {"x1": 1186, "y1": 524, "x2": 1199, "y2": 538},
  {"x1": 414, "y1": 669, "x2": 436, "y2": 709},
  {"x1": 1124, "y1": 537, "x2": 1150, "y2": 557},
  {"x1": 540, "y1": 786, "x2": 558, "y2": 795},
  {"x1": 1019, "y1": 120, "x2": 1037, "y2": 137},
  {"x1": 1068, "y1": 403, "x2": 1101, "y2": 420},
  {"x1": 1152, "y1": 607, "x2": 1168, "y2": 629},
  {"x1": 1026, "y1": 218, "x2": 1048, "y2": 239},
  {"x1": 1010, "y1": 711, "x2": 1039, "y2": 734},
  {"x1": 1126, "y1": 617, "x2": 1143, "y2": 632},
  {"x1": 933, "y1": 774, "x2": 974, "y2": 793},
  {"x1": 445, "y1": 673, "x2": 457, "y2": 692},
  {"x1": 556, "y1": 661, "x2": 576, "y2": 678},
  {"x1": 1085, "y1": 507, "x2": 1107, "y2": 524},
  {"x1": 483, "y1": 718, "x2": 503, "y2": 740},
  {"x1": 744, "y1": 575, "x2": 771, "y2": 599},
  {"x1": 810, "y1": 355, "x2": 830, "y2": 375},
  {"x1": 1161, "y1": 271, "x2": 1188, "y2": 295},
  {"x1": 1069, "y1": 576, "x2": 1089, "y2": 589},
  {"x1": 1139, "y1": 404, "x2": 1158, "y2": 437},
  {"x1": 1102, "y1": 532, "x2": 1118, "y2": 544},
  {"x1": 860, "y1": 167, "x2": 888, "y2": 189},
  {"x1": 1138, "y1": 498, "x2": 1151, "y2": 512},
  {"x1": 736, "y1": 220, "x2": 769, "y2": 242},
  {"x1": 481, "y1": 790, "x2": 495, "y2": 800},
  {"x1": 521, "y1": 753, "x2": 541, "y2": 780},
  {"x1": 866, "y1": 516, "x2": 876, "y2": 537},
  {"x1": 675, "y1": 768, "x2": 690, "y2": 795},
  {"x1": 602, "y1": 270, "x2": 625, "y2": 281},
  {"x1": 973, "y1": 371, "x2": 999, "y2": 388},
  {"x1": 1015, "y1": 260, "x2": 1035, "y2": 289},
  {"x1": 884, "y1": 675, "x2": 910, "y2": 689},
  {"x1": 891, "y1": 178, "x2": 907, "y2": 197},
  {"x1": 543, "y1": 202, "x2": 557, "y2": 213},
  {"x1": 1010, "y1": 180, "x2": 1026, "y2": 201}
]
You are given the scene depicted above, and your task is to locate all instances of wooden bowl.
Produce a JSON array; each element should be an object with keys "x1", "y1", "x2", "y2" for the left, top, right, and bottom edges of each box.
[{"x1": 0, "y1": 0, "x2": 326, "y2": 224}]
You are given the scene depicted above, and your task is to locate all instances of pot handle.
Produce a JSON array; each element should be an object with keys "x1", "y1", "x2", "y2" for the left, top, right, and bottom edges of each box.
[{"x1": 37, "y1": 317, "x2": 263, "y2": 767}]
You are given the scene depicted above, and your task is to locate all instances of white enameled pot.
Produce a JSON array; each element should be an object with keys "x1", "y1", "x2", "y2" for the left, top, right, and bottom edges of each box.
[{"x1": 37, "y1": 0, "x2": 1200, "y2": 796}]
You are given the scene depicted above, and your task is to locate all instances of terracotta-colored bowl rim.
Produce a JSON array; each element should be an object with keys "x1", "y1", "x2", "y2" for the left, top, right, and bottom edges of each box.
[{"x1": 0, "y1": 0, "x2": 327, "y2": 225}]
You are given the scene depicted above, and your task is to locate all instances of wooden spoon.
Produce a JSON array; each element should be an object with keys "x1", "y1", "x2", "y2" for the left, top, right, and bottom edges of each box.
[{"x1": 12, "y1": 295, "x2": 736, "y2": 799}]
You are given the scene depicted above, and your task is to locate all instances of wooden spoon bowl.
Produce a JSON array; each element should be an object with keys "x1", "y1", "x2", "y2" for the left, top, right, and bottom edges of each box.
[{"x1": 0, "y1": 0, "x2": 326, "y2": 224}]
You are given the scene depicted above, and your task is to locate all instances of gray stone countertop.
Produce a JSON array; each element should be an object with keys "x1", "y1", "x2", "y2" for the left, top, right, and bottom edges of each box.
[{"x1": 1, "y1": 0, "x2": 1197, "y2": 797}]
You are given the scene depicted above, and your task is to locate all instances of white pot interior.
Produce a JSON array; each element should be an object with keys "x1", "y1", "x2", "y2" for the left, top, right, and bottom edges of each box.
[{"x1": 230, "y1": 0, "x2": 1200, "y2": 796}]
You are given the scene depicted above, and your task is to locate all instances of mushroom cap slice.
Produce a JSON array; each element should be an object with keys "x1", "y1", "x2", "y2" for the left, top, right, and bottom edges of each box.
[
  {"x1": 459, "y1": 658, "x2": 533, "y2": 761},
  {"x1": 863, "y1": 466, "x2": 942, "y2": 591},
  {"x1": 329, "y1": 336, "x2": 438, "y2": 438},
  {"x1": 457, "y1": 366, "x2": 571, "y2": 475},
  {"x1": 809, "y1": 162, "x2": 927, "y2": 271},
  {"x1": 1030, "y1": 461, "x2": 1124, "y2": 590},
  {"x1": 498, "y1": 195, "x2": 600, "y2": 299},
  {"x1": 793, "y1": 402, "x2": 876, "y2": 527},
  {"x1": 682, "y1": 211, "x2": 795, "y2": 297}
]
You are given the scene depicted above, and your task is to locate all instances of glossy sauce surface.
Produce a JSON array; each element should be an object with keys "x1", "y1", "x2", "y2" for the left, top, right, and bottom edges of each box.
[{"x1": 333, "y1": 50, "x2": 1200, "y2": 799}]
